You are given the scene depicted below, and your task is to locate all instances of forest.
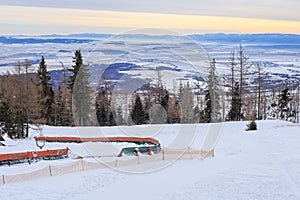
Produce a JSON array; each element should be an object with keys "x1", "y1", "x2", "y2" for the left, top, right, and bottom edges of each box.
[{"x1": 0, "y1": 46, "x2": 299, "y2": 138}]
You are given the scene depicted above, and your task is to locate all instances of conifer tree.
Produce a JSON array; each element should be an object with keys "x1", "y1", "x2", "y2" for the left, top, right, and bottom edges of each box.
[
  {"x1": 204, "y1": 89, "x2": 212, "y2": 123},
  {"x1": 228, "y1": 82, "x2": 242, "y2": 121},
  {"x1": 278, "y1": 88, "x2": 291, "y2": 120},
  {"x1": 130, "y1": 95, "x2": 146, "y2": 125},
  {"x1": 37, "y1": 56, "x2": 54, "y2": 124},
  {"x1": 52, "y1": 86, "x2": 68, "y2": 126},
  {"x1": 68, "y1": 50, "x2": 82, "y2": 91},
  {"x1": 160, "y1": 93, "x2": 169, "y2": 110},
  {"x1": 0, "y1": 98, "x2": 14, "y2": 136},
  {"x1": 207, "y1": 58, "x2": 221, "y2": 122},
  {"x1": 70, "y1": 50, "x2": 93, "y2": 126},
  {"x1": 108, "y1": 111, "x2": 117, "y2": 126},
  {"x1": 96, "y1": 88, "x2": 108, "y2": 126}
]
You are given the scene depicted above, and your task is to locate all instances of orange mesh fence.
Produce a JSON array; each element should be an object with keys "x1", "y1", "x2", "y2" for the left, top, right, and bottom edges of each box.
[
  {"x1": 4, "y1": 167, "x2": 50, "y2": 184},
  {"x1": 50, "y1": 160, "x2": 83, "y2": 176},
  {"x1": 84, "y1": 161, "x2": 107, "y2": 170},
  {"x1": 1, "y1": 148, "x2": 214, "y2": 186},
  {"x1": 115, "y1": 157, "x2": 139, "y2": 167}
]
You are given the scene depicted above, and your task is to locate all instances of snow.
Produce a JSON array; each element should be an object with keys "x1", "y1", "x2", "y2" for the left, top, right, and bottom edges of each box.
[
  {"x1": 0, "y1": 120, "x2": 300, "y2": 200},
  {"x1": 0, "y1": 134, "x2": 17, "y2": 146}
]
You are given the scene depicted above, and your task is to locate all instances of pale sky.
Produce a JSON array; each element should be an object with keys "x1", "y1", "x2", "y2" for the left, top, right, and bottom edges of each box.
[{"x1": 0, "y1": 0, "x2": 300, "y2": 35}]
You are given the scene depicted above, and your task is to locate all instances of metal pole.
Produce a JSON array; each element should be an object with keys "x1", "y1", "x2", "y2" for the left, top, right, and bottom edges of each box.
[
  {"x1": 48, "y1": 165, "x2": 52, "y2": 176},
  {"x1": 2, "y1": 175, "x2": 5, "y2": 185},
  {"x1": 17, "y1": 62, "x2": 23, "y2": 138},
  {"x1": 296, "y1": 80, "x2": 300, "y2": 123},
  {"x1": 25, "y1": 60, "x2": 29, "y2": 137}
]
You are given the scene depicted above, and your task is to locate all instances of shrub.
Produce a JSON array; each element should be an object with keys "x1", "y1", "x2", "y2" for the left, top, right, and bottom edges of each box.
[{"x1": 246, "y1": 120, "x2": 257, "y2": 131}]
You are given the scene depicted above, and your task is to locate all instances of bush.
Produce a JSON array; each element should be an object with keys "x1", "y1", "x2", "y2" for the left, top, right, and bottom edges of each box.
[{"x1": 246, "y1": 120, "x2": 257, "y2": 131}]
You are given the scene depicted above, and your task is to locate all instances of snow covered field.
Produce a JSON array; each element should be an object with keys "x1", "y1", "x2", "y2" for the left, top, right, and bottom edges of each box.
[{"x1": 1, "y1": 120, "x2": 300, "y2": 200}]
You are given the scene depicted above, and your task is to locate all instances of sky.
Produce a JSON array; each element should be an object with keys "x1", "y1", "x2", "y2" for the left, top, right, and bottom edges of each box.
[{"x1": 0, "y1": 0, "x2": 300, "y2": 35}]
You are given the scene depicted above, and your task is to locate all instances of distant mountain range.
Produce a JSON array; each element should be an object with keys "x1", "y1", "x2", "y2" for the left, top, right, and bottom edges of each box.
[
  {"x1": 0, "y1": 33, "x2": 299, "y2": 92},
  {"x1": 1, "y1": 33, "x2": 300, "y2": 44}
]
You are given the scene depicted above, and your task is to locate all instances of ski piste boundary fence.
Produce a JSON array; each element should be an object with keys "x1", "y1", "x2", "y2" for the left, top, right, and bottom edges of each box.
[
  {"x1": 1, "y1": 122, "x2": 223, "y2": 185},
  {"x1": 1, "y1": 148, "x2": 214, "y2": 185}
]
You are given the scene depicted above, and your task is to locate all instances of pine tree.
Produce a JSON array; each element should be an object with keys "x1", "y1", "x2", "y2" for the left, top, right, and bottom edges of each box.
[
  {"x1": 52, "y1": 86, "x2": 68, "y2": 126},
  {"x1": 68, "y1": 50, "x2": 82, "y2": 91},
  {"x1": 278, "y1": 88, "x2": 291, "y2": 120},
  {"x1": 228, "y1": 82, "x2": 242, "y2": 121},
  {"x1": 37, "y1": 56, "x2": 54, "y2": 124},
  {"x1": 0, "y1": 98, "x2": 14, "y2": 137},
  {"x1": 96, "y1": 88, "x2": 108, "y2": 126},
  {"x1": 130, "y1": 95, "x2": 146, "y2": 125},
  {"x1": 246, "y1": 118, "x2": 257, "y2": 131},
  {"x1": 70, "y1": 51, "x2": 93, "y2": 126},
  {"x1": 108, "y1": 111, "x2": 117, "y2": 126},
  {"x1": 160, "y1": 94, "x2": 169, "y2": 110},
  {"x1": 207, "y1": 58, "x2": 221, "y2": 122},
  {"x1": 204, "y1": 89, "x2": 212, "y2": 123}
]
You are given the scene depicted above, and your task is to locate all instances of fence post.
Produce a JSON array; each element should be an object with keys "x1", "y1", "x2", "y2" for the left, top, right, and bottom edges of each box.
[
  {"x1": 81, "y1": 160, "x2": 85, "y2": 171},
  {"x1": 48, "y1": 165, "x2": 52, "y2": 176},
  {"x1": 162, "y1": 149, "x2": 165, "y2": 160},
  {"x1": 115, "y1": 159, "x2": 118, "y2": 167},
  {"x1": 2, "y1": 175, "x2": 5, "y2": 185},
  {"x1": 188, "y1": 147, "x2": 193, "y2": 159}
]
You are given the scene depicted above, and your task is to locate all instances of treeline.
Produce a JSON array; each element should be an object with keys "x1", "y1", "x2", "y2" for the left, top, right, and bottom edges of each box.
[
  {"x1": 0, "y1": 45, "x2": 299, "y2": 138},
  {"x1": 95, "y1": 58, "x2": 222, "y2": 126},
  {"x1": 0, "y1": 50, "x2": 88, "y2": 138}
]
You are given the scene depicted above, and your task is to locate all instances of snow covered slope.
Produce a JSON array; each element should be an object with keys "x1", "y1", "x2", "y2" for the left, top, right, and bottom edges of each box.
[{"x1": 1, "y1": 120, "x2": 300, "y2": 200}]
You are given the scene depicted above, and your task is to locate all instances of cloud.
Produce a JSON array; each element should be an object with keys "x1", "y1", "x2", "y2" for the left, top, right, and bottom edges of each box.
[
  {"x1": 1, "y1": 5, "x2": 300, "y2": 35},
  {"x1": 0, "y1": 0, "x2": 299, "y2": 22}
]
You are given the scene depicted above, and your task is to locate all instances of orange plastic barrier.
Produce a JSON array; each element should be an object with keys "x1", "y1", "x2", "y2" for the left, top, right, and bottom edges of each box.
[
  {"x1": 0, "y1": 148, "x2": 69, "y2": 165},
  {"x1": 34, "y1": 136, "x2": 160, "y2": 145}
]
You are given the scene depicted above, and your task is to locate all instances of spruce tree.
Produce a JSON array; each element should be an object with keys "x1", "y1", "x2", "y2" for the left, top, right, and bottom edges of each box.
[
  {"x1": 68, "y1": 50, "x2": 82, "y2": 91},
  {"x1": 160, "y1": 94, "x2": 169, "y2": 110},
  {"x1": 228, "y1": 82, "x2": 242, "y2": 121},
  {"x1": 70, "y1": 50, "x2": 93, "y2": 126},
  {"x1": 0, "y1": 99, "x2": 14, "y2": 136},
  {"x1": 207, "y1": 58, "x2": 221, "y2": 122},
  {"x1": 52, "y1": 86, "x2": 68, "y2": 126},
  {"x1": 204, "y1": 89, "x2": 212, "y2": 123},
  {"x1": 37, "y1": 56, "x2": 54, "y2": 124},
  {"x1": 96, "y1": 89, "x2": 108, "y2": 126},
  {"x1": 130, "y1": 95, "x2": 146, "y2": 125},
  {"x1": 108, "y1": 111, "x2": 117, "y2": 126},
  {"x1": 278, "y1": 88, "x2": 291, "y2": 120}
]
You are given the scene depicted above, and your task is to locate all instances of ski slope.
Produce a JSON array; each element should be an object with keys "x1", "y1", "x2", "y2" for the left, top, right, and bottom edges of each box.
[{"x1": 0, "y1": 120, "x2": 300, "y2": 200}]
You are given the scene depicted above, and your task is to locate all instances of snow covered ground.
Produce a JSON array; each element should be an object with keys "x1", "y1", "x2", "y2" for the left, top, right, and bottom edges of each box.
[{"x1": 1, "y1": 120, "x2": 300, "y2": 200}]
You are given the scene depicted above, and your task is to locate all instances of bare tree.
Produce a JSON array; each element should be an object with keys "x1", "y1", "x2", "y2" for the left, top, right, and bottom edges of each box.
[{"x1": 237, "y1": 45, "x2": 249, "y2": 120}]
